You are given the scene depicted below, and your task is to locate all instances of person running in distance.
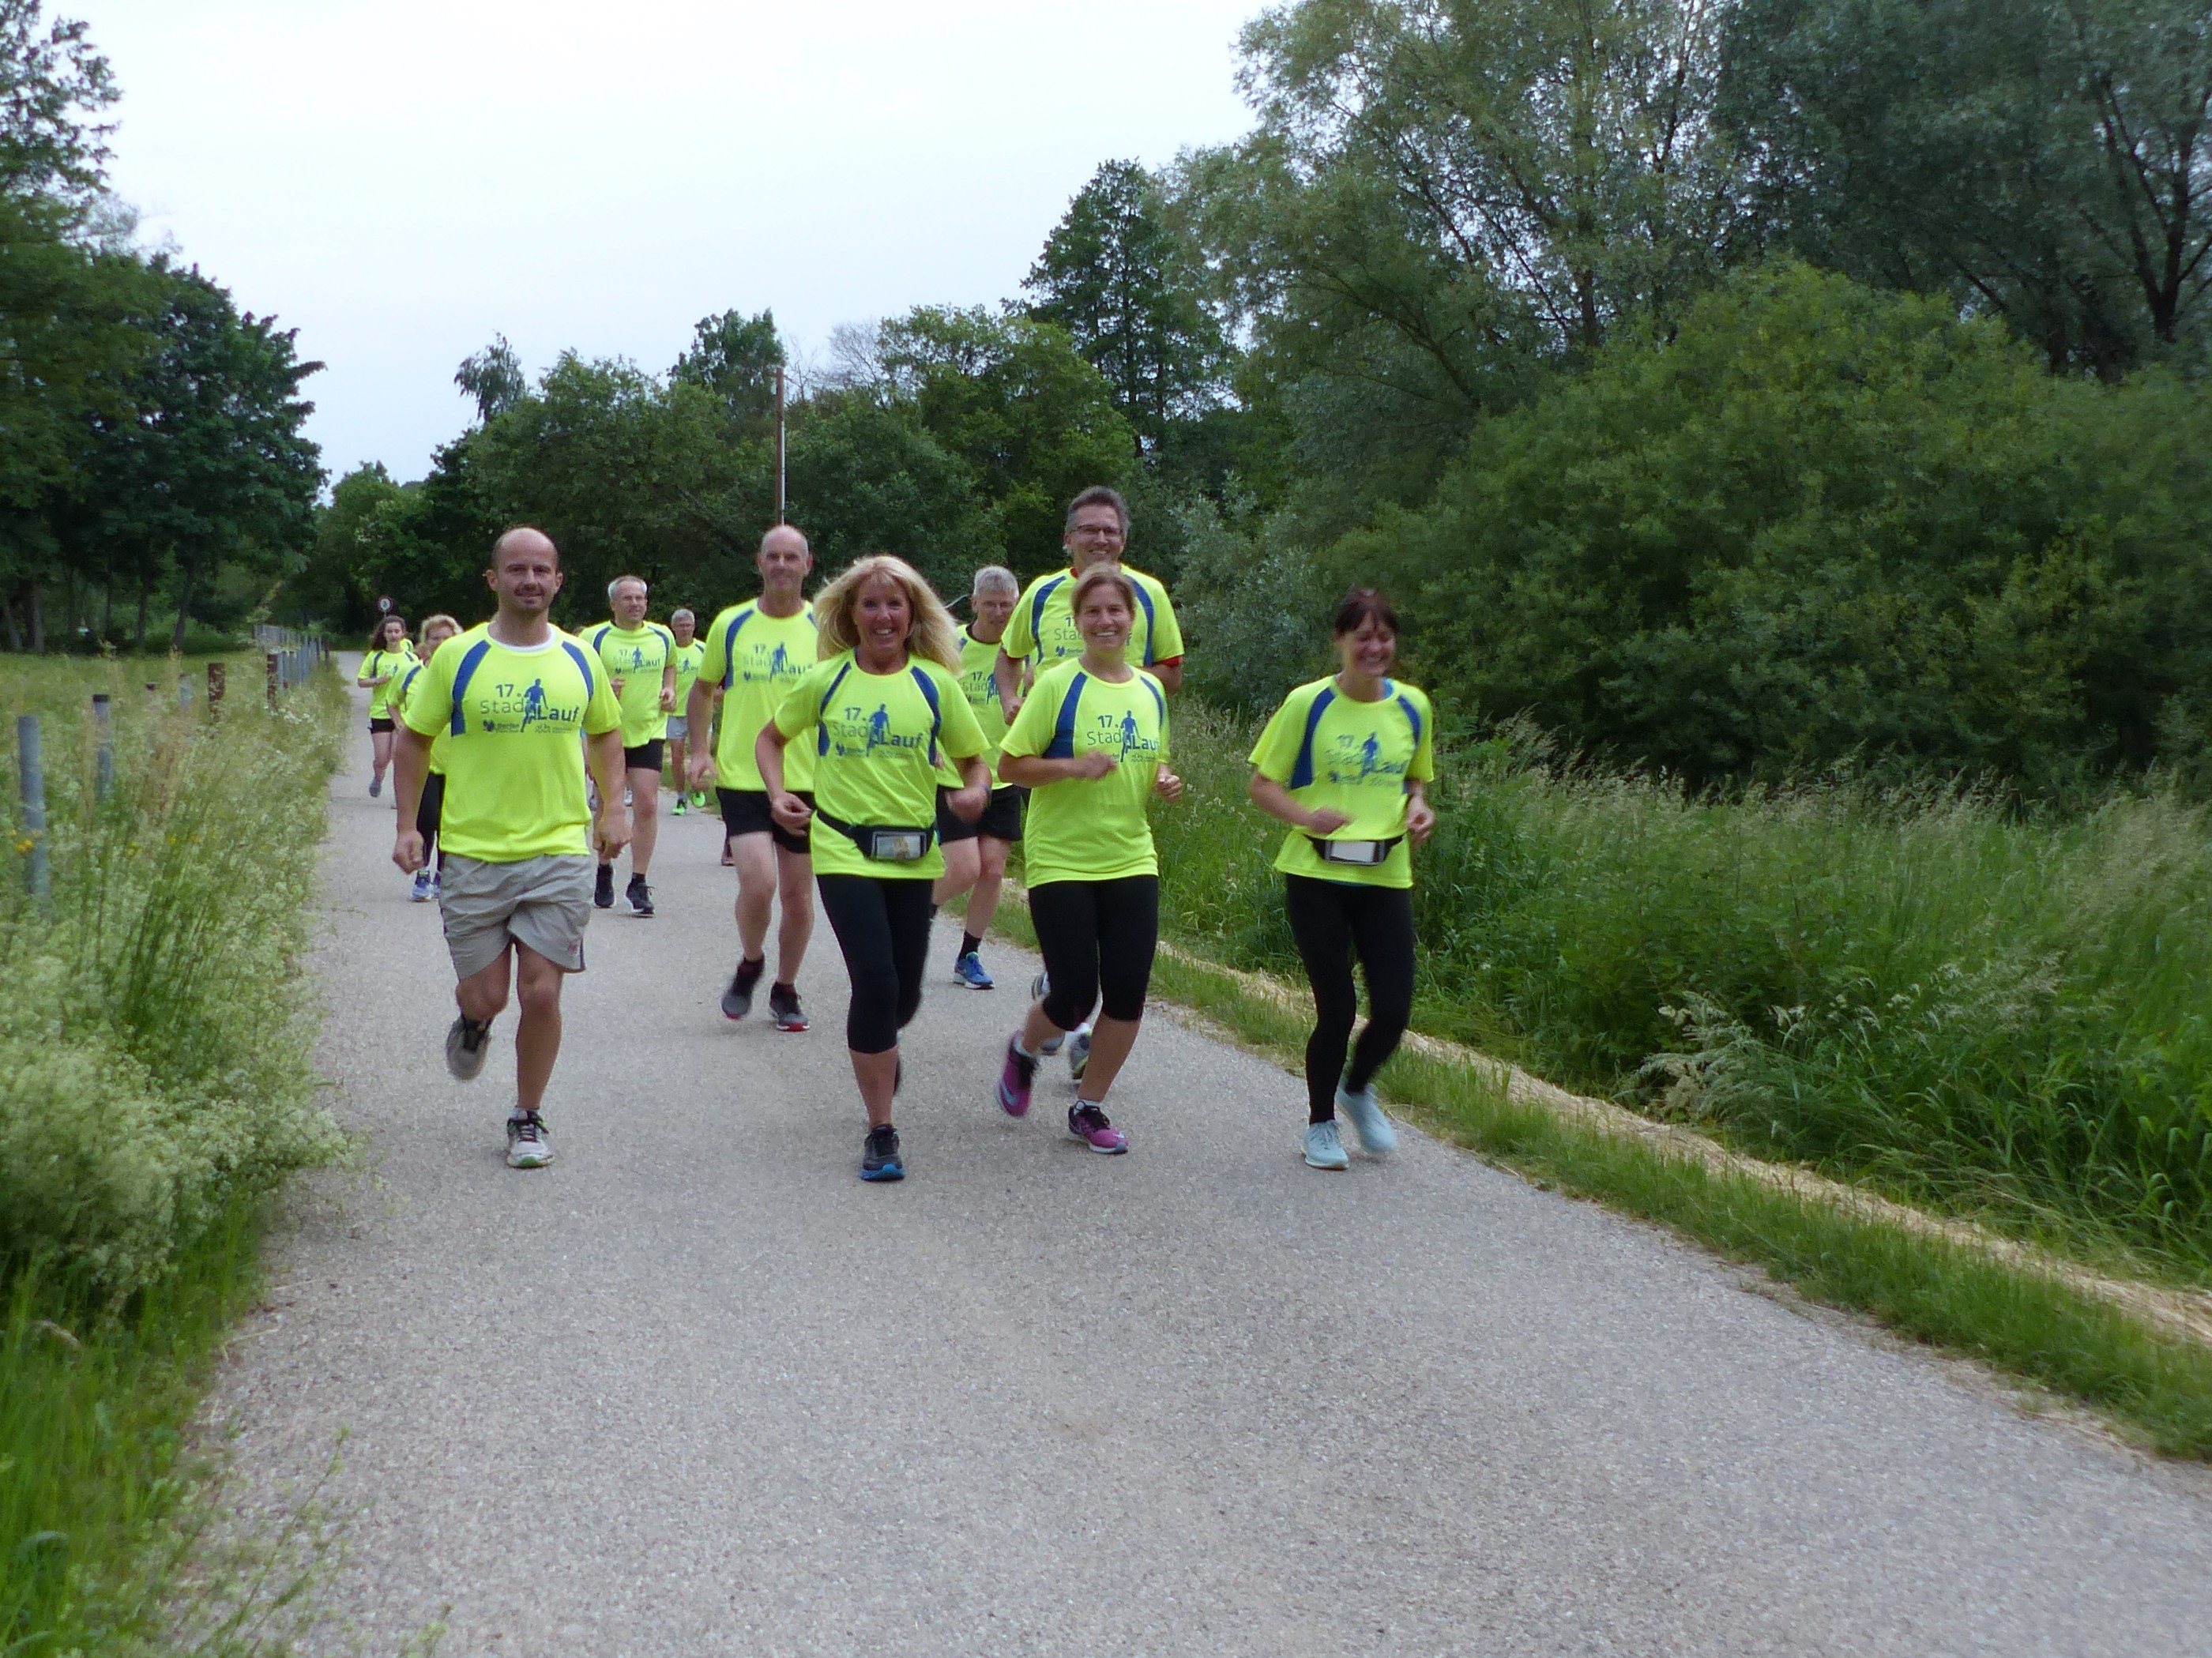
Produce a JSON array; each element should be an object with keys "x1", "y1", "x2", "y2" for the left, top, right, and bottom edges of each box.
[
  {"x1": 1247, "y1": 588, "x2": 1436, "y2": 1171},
  {"x1": 689, "y1": 524, "x2": 822, "y2": 1032},
  {"x1": 667, "y1": 608, "x2": 708, "y2": 815},
  {"x1": 390, "y1": 613, "x2": 461, "y2": 901},
  {"x1": 585, "y1": 576, "x2": 677, "y2": 916},
  {"x1": 758, "y1": 555, "x2": 990, "y2": 1182},
  {"x1": 995, "y1": 487, "x2": 1187, "y2": 1072},
  {"x1": 992, "y1": 568, "x2": 1183, "y2": 1154},
  {"x1": 359, "y1": 615, "x2": 416, "y2": 798},
  {"x1": 393, "y1": 528, "x2": 628, "y2": 1170},
  {"x1": 935, "y1": 566, "x2": 1025, "y2": 989}
]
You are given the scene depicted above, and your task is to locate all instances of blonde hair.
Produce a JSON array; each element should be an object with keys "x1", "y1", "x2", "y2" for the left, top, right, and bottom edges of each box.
[
  {"x1": 814, "y1": 554, "x2": 961, "y2": 671},
  {"x1": 419, "y1": 613, "x2": 462, "y2": 651}
]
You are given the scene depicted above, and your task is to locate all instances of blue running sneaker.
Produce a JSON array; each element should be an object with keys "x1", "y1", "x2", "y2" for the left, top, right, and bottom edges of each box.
[
  {"x1": 1336, "y1": 1081, "x2": 1398, "y2": 1156},
  {"x1": 953, "y1": 951, "x2": 995, "y2": 990},
  {"x1": 1066, "y1": 1022, "x2": 1093, "y2": 1082},
  {"x1": 860, "y1": 1123, "x2": 905, "y2": 1182},
  {"x1": 1303, "y1": 1120, "x2": 1349, "y2": 1171}
]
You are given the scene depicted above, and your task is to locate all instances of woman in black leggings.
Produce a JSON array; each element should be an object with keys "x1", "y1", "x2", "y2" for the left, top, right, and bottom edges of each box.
[
  {"x1": 391, "y1": 613, "x2": 461, "y2": 901},
  {"x1": 994, "y1": 569, "x2": 1183, "y2": 1153},
  {"x1": 757, "y1": 555, "x2": 989, "y2": 1183},
  {"x1": 1247, "y1": 588, "x2": 1437, "y2": 1170}
]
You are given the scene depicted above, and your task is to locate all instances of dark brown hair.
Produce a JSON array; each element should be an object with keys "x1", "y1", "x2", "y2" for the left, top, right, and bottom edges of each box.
[
  {"x1": 1332, "y1": 586, "x2": 1399, "y2": 638},
  {"x1": 1070, "y1": 566, "x2": 1138, "y2": 618},
  {"x1": 366, "y1": 615, "x2": 408, "y2": 650},
  {"x1": 1064, "y1": 485, "x2": 1130, "y2": 536}
]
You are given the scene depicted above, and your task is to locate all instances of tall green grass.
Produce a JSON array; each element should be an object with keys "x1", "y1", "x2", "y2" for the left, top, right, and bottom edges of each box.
[
  {"x1": 0, "y1": 655, "x2": 346, "y2": 1653},
  {"x1": 1151, "y1": 704, "x2": 2212, "y2": 1282}
]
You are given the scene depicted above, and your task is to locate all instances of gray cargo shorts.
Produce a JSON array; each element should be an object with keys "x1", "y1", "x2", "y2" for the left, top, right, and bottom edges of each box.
[{"x1": 438, "y1": 852, "x2": 596, "y2": 979}]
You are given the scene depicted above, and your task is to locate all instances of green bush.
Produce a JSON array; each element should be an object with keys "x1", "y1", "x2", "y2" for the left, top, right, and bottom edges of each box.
[
  {"x1": 1332, "y1": 263, "x2": 2212, "y2": 796},
  {"x1": 1153, "y1": 701, "x2": 2212, "y2": 1278},
  {"x1": 0, "y1": 658, "x2": 344, "y2": 1296}
]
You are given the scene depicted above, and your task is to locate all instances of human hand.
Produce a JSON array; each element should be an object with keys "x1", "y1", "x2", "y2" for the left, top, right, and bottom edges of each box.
[
  {"x1": 1405, "y1": 795, "x2": 1437, "y2": 844},
  {"x1": 1072, "y1": 749, "x2": 1117, "y2": 780},
  {"x1": 393, "y1": 829, "x2": 426, "y2": 874},
  {"x1": 1153, "y1": 769, "x2": 1184, "y2": 803},
  {"x1": 770, "y1": 791, "x2": 814, "y2": 833},
  {"x1": 595, "y1": 806, "x2": 632, "y2": 862},
  {"x1": 1304, "y1": 807, "x2": 1353, "y2": 835}
]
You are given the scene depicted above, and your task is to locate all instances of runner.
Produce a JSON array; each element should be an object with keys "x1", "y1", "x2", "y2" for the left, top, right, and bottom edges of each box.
[
  {"x1": 991, "y1": 569, "x2": 1183, "y2": 1155},
  {"x1": 688, "y1": 524, "x2": 822, "y2": 1032},
  {"x1": 390, "y1": 613, "x2": 461, "y2": 901},
  {"x1": 392, "y1": 527, "x2": 628, "y2": 1170},
  {"x1": 758, "y1": 554, "x2": 989, "y2": 1182},
  {"x1": 666, "y1": 607, "x2": 708, "y2": 816},
  {"x1": 358, "y1": 615, "x2": 416, "y2": 799},
  {"x1": 585, "y1": 576, "x2": 677, "y2": 916},
  {"x1": 934, "y1": 566, "x2": 1024, "y2": 989},
  {"x1": 1247, "y1": 587, "x2": 1436, "y2": 1171},
  {"x1": 995, "y1": 487, "x2": 1188, "y2": 1070}
]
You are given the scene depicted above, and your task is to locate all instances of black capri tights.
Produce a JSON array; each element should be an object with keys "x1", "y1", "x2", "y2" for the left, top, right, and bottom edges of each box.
[
  {"x1": 417, "y1": 771, "x2": 446, "y2": 870},
  {"x1": 815, "y1": 874, "x2": 936, "y2": 1054},
  {"x1": 1031, "y1": 875, "x2": 1159, "y2": 1031},
  {"x1": 1285, "y1": 875, "x2": 1416, "y2": 1124}
]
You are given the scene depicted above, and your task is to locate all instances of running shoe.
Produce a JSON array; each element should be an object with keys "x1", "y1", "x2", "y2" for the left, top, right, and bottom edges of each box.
[
  {"x1": 410, "y1": 869, "x2": 434, "y2": 902},
  {"x1": 672, "y1": 795, "x2": 687, "y2": 817},
  {"x1": 1067, "y1": 1022, "x2": 1093, "y2": 1082},
  {"x1": 722, "y1": 957, "x2": 765, "y2": 1021},
  {"x1": 953, "y1": 951, "x2": 995, "y2": 990},
  {"x1": 860, "y1": 1123, "x2": 904, "y2": 1182},
  {"x1": 1337, "y1": 1081, "x2": 1399, "y2": 1157},
  {"x1": 1303, "y1": 1120, "x2": 1349, "y2": 1171},
  {"x1": 506, "y1": 1111, "x2": 553, "y2": 1169},
  {"x1": 626, "y1": 874, "x2": 655, "y2": 916},
  {"x1": 769, "y1": 983, "x2": 809, "y2": 1032},
  {"x1": 431, "y1": 870, "x2": 442, "y2": 898},
  {"x1": 445, "y1": 1013, "x2": 493, "y2": 1081},
  {"x1": 996, "y1": 1036, "x2": 1036, "y2": 1117},
  {"x1": 368, "y1": 777, "x2": 382, "y2": 799},
  {"x1": 1031, "y1": 972, "x2": 1066, "y2": 1056},
  {"x1": 1068, "y1": 1101, "x2": 1127, "y2": 1154},
  {"x1": 593, "y1": 863, "x2": 615, "y2": 909},
  {"x1": 693, "y1": 791, "x2": 711, "y2": 810}
]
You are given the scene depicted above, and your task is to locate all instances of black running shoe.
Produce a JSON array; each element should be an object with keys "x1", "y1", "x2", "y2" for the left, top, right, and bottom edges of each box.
[
  {"x1": 593, "y1": 863, "x2": 615, "y2": 909},
  {"x1": 769, "y1": 982, "x2": 808, "y2": 1032},
  {"x1": 860, "y1": 1123, "x2": 905, "y2": 1182},
  {"x1": 626, "y1": 874, "x2": 654, "y2": 916},
  {"x1": 722, "y1": 956, "x2": 766, "y2": 1021}
]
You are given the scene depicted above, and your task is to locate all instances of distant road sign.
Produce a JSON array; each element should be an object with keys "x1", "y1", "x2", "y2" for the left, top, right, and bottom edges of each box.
[{"x1": 377, "y1": 596, "x2": 393, "y2": 613}]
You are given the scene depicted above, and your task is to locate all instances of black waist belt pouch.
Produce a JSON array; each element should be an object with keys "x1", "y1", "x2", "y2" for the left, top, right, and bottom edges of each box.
[
  {"x1": 1306, "y1": 834, "x2": 1405, "y2": 867},
  {"x1": 818, "y1": 808, "x2": 937, "y2": 863}
]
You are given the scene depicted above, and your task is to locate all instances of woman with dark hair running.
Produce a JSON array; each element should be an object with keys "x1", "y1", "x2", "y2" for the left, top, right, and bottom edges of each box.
[
  {"x1": 992, "y1": 568, "x2": 1183, "y2": 1154},
  {"x1": 1247, "y1": 588, "x2": 1436, "y2": 1171},
  {"x1": 358, "y1": 615, "x2": 416, "y2": 798},
  {"x1": 390, "y1": 613, "x2": 461, "y2": 900},
  {"x1": 757, "y1": 555, "x2": 990, "y2": 1182}
]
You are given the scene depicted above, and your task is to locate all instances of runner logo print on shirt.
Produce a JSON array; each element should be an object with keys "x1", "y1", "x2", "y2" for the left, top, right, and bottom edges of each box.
[
  {"x1": 1327, "y1": 727, "x2": 1405, "y2": 787},
  {"x1": 826, "y1": 697, "x2": 929, "y2": 761},
  {"x1": 1086, "y1": 709, "x2": 1161, "y2": 762},
  {"x1": 476, "y1": 678, "x2": 579, "y2": 735}
]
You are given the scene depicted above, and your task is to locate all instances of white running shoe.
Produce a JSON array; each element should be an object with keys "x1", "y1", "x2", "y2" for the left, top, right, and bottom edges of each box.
[
  {"x1": 1066, "y1": 1022, "x2": 1093, "y2": 1081},
  {"x1": 506, "y1": 1111, "x2": 553, "y2": 1168}
]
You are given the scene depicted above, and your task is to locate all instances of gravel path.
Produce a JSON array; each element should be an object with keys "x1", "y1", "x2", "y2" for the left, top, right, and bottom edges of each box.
[{"x1": 212, "y1": 678, "x2": 2212, "y2": 1656}]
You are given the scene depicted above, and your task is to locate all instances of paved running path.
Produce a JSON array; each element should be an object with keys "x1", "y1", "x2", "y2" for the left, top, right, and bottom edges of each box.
[{"x1": 213, "y1": 672, "x2": 2212, "y2": 1656}]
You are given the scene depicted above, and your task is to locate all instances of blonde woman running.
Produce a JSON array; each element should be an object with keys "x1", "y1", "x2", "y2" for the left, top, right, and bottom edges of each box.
[
  {"x1": 758, "y1": 555, "x2": 989, "y2": 1182},
  {"x1": 1247, "y1": 587, "x2": 1436, "y2": 1171},
  {"x1": 390, "y1": 613, "x2": 461, "y2": 900},
  {"x1": 992, "y1": 569, "x2": 1182, "y2": 1154}
]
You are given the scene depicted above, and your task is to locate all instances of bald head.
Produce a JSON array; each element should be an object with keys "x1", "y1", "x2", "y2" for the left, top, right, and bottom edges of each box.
[
  {"x1": 760, "y1": 524, "x2": 808, "y2": 558},
  {"x1": 492, "y1": 525, "x2": 558, "y2": 565},
  {"x1": 757, "y1": 522, "x2": 812, "y2": 606},
  {"x1": 485, "y1": 524, "x2": 563, "y2": 622}
]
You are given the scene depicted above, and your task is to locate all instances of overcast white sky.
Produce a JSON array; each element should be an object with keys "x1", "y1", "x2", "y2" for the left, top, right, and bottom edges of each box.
[{"x1": 73, "y1": 1, "x2": 1262, "y2": 485}]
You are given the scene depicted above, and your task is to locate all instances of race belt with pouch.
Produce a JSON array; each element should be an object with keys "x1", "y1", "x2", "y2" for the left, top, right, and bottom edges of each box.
[
  {"x1": 1307, "y1": 833, "x2": 1404, "y2": 867},
  {"x1": 818, "y1": 808, "x2": 936, "y2": 863}
]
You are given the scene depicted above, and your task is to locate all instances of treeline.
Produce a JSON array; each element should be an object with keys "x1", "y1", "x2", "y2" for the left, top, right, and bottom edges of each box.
[
  {"x1": 0, "y1": 4, "x2": 322, "y2": 656},
  {"x1": 301, "y1": 0, "x2": 2211, "y2": 797}
]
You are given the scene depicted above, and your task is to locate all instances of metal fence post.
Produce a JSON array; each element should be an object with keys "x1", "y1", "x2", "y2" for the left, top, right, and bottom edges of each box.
[
  {"x1": 266, "y1": 652, "x2": 279, "y2": 710},
  {"x1": 178, "y1": 675, "x2": 192, "y2": 709},
  {"x1": 92, "y1": 693, "x2": 113, "y2": 803},
  {"x1": 17, "y1": 714, "x2": 48, "y2": 901}
]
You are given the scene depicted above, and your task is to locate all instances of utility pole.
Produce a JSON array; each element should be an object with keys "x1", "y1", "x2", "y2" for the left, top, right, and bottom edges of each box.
[{"x1": 775, "y1": 364, "x2": 787, "y2": 524}]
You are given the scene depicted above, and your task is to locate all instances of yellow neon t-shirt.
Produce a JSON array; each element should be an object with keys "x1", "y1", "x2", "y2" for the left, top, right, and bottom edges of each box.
[
  {"x1": 400, "y1": 624, "x2": 622, "y2": 862},
  {"x1": 389, "y1": 659, "x2": 450, "y2": 774},
  {"x1": 956, "y1": 625, "x2": 1011, "y2": 779},
  {"x1": 772, "y1": 651, "x2": 985, "y2": 880},
  {"x1": 1002, "y1": 564, "x2": 1184, "y2": 673},
  {"x1": 1248, "y1": 675, "x2": 1435, "y2": 890},
  {"x1": 363, "y1": 647, "x2": 415, "y2": 718},
  {"x1": 702, "y1": 600, "x2": 819, "y2": 791},
  {"x1": 998, "y1": 657, "x2": 1168, "y2": 885},
  {"x1": 671, "y1": 638, "x2": 707, "y2": 710},
  {"x1": 585, "y1": 621, "x2": 675, "y2": 748}
]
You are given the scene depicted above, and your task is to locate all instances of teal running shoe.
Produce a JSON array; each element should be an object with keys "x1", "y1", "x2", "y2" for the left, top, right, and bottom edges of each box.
[
  {"x1": 1336, "y1": 1082, "x2": 1398, "y2": 1156},
  {"x1": 1303, "y1": 1120, "x2": 1349, "y2": 1171}
]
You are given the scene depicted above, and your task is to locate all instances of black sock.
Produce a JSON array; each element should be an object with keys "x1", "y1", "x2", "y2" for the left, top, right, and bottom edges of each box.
[
  {"x1": 961, "y1": 931, "x2": 983, "y2": 957},
  {"x1": 773, "y1": 981, "x2": 796, "y2": 997}
]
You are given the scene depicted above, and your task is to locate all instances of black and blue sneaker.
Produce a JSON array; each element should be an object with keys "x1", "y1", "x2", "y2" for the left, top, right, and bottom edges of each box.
[{"x1": 860, "y1": 1123, "x2": 905, "y2": 1182}]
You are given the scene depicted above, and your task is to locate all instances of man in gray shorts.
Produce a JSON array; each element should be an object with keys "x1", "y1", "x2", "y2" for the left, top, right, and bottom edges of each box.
[{"x1": 393, "y1": 526, "x2": 629, "y2": 1168}]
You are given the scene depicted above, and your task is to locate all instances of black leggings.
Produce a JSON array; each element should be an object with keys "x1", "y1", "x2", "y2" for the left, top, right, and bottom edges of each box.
[
  {"x1": 815, "y1": 874, "x2": 936, "y2": 1054},
  {"x1": 1030, "y1": 876, "x2": 1159, "y2": 1030},
  {"x1": 1285, "y1": 875, "x2": 1416, "y2": 1123},
  {"x1": 417, "y1": 771, "x2": 446, "y2": 871}
]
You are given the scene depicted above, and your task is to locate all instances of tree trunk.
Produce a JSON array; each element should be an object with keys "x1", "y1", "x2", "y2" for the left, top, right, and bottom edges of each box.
[
  {"x1": 135, "y1": 570, "x2": 150, "y2": 649},
  {"x1": 0, "y1": 588, "x2": 20, "y2": 652},
  {"x1": 28, "y1": 579, "x2": 44, "y2": 653},
  {"x1": 100, "y1": 572, "x2": 113, "y2": 642}
]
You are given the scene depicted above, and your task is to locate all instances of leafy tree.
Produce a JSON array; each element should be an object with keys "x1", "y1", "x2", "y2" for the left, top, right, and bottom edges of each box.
[
  {"x1": 672, "y1": 306, "x2": 785, "y2": 435},
  {"x1": 0, "y1": 0, "x2": 115, "y2": 208},
  {"x1": 1025, "y1": 160, "x2": 1229, "y2": 448},
  {"x1": 1721, "y1": 0, "x2": 2212, "y2": 374},
  {"x1": 454, "y1": 333, "x2": 525, "y2": 424},
  {"x1": 786, "y1": 396, "x2": 989, "y2": 593}
]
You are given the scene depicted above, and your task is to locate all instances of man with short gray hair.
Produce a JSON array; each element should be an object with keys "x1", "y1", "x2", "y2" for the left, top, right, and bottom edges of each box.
[{"x1": 585, "y1": 574, "x2": 678, "y2": 915}]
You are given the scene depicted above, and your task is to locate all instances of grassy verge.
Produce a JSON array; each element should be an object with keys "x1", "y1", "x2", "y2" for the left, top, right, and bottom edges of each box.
[
  {"x1": 981, "y1": 880, "x2": 2212, "y2": 1456},
  {"x1": 0, "y1": 653, "x2": 348, "y2": 1653}
]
